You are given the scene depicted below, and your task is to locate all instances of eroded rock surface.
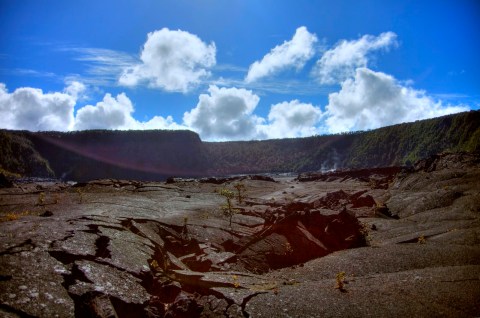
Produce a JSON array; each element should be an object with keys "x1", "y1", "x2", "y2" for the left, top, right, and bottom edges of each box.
[{"x1": 1, "y1": 153, "x2": 479, "y2": 317}]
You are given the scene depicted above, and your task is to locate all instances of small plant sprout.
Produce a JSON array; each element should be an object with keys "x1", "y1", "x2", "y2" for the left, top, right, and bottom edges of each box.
[
  {"x1": 75, "y1": 188, "x2": 84, "y2": 203},
  {"x1": 181, "y1": 216, "x2": 189, "y2": 239},
  {"x1": 3, "y1": 213, "x2": 19, "y2": 222},
  {"x1": 418, "y1": 235, "x2": 426, "y2": 244},
  {"x1": 232, "y1": 275, "x2": 240, "y2": 289},
  {"x1": 163, "y1": 257, "x2": 171, "y2": 271},
  {"x1": 283, "y1": 242, "x2": 293, "y2": 255},
  {"x1": 1, "y1": 211, "x2": 31, "y2": 222},
  {"x1": 359, "y1": 222, "x2": 372, "y2": 246},
  {"x1": 219, "y1": 188, "x2": 238, "y2": 227},
  {"x1": 150, "y1": 259, "x2": 159, "y2": 270},
  {"x1": 233, "y1": 182, "x2": 246, "y2": 204},
  {"x1": 37, "y1": 192, "x2": 46, "y2": 206},
  {"x1": 335, "y1": 271, "x2": 348, "y2": 292}
]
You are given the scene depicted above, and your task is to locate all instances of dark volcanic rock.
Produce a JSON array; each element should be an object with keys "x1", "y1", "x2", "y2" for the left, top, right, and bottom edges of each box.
[
  {"x1": 0, "y1": 173, "x2": 13, "y2": 188},
  {"x1": 39, "y1": 210, "x2": 53, "y2": 217},
  {"x1": 199, "y1": 176, "x2": 242, "y2": 184},
  {"x1": 414, "y1": 152, "x2": 480, "y2": 172},
  {"x1": 165, "y1": 293, "x2": 203, "y2": 318},
  {"x1": 236, "y1": 209, "x2": 365, "y2": 273},
  {"x1": 1, "y1": 154, "x2": 479, "y2": 317},
  {"x1": 297, "y1": 166, "x2": 403, "y2": 185},
  {"x1": 248, "y1": 175, "x2": 276, "y2": 182}
]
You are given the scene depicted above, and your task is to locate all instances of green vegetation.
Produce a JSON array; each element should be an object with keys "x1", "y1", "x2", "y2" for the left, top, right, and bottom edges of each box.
[
  {"x1": 0, "y1": 210, "x2": 31, "y2": 222},
  {"x1": 37, "y1": 192, "x2": 46, "y2": 206},
  {"x1": 219, "y1": 188, "x2": 239, "y2": 227},
  {"x1": 0, "y1": 167, "x2": 20, "y2": 179},
  {"x1": 233, "y1": 182, "x2": 246, "y2": 204},
  {"x1": 359, "y1": 222, "x2": 372, "y2": 246},
  {"x1": 343, "y1": 110, "x2": 480, "y2": 167},
  {"x1": 335, "y1": 271, "x2": 348, "y2": 292},
  {"x1": 75, "y1": 188, "x2": 85, "y2": 203},
  {"x1": 181, "y1": 216, "x2": 189, "y2": 239},
  {"x1": 0, "y1": 111, "x2": 478, "y2": 181},
  {"x1": 0, "y1": 130, "x2": 53, "y2": 177},
  {"x1": 204, "y1": 110, "x2": 480, "y2": 173},
  {"x1": 418, "y1": 235, "x2": 426, "y2": 244},
  {"x1": 232, "y1": 275, "x2": 240, "y2": 289}
]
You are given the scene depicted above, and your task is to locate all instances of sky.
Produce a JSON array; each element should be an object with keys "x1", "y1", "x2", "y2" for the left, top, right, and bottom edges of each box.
[{"x1": 1, "y1": 0, "x2": 479, "y2": 141}]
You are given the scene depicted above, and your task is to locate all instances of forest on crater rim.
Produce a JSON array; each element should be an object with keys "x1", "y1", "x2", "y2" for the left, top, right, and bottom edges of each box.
[{"x1": 1, "y1": 110, "x2": 479, "y2": 182}]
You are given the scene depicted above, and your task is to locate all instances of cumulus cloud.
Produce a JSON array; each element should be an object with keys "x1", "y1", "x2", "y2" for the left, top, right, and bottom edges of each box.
[
  {"x1": 73, "y1": 92, "x2": 186, "y2": 131},
  {"x1": 245, "y1": 26, "x2": 317, "y2": 83},
  {"x1": 119, "y1": 28, "x2": 216, "y2": 92},
  {"x1": 313, "y1": 32, "x2": 397, "y2": 84},
  {"x1": 182, "y1": 85, "x2": 323, "y2": 140},
  {"x1": 259, "y1": 100, "x2": 323, "y2": 139},
  {"x1": 324, "y1": 68, "x2": 470, "y2": 133},
  {"x1": 183, "y1": 85, "x2": 263, "y2": 140},
  {"x1": 0, "y1": 82, "x2": 79, "y2": 131},
  {"x1": 64, "y1": 81, "x2": 86, "y2": 99},
  {"x1": 73, "y1": 93, "x2": 136, "y2": 130},
  {"x1": 0, "y1": 82, "x2": 186, "y2": 132}
]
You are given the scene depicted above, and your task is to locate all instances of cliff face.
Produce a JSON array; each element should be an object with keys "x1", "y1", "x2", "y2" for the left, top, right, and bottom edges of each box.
[
  {"x1": 26, "y1": 130, "x2": 206, "y2": 181},
  {"x1": 0, "y1": 130, "x2": 54, "y2": 178},
  {"x1": 1, "y1": 111, "x2": 479, "y2": 181},
  {"x1": 203, "y1": 110, "x2": 480, "y2": 173}
]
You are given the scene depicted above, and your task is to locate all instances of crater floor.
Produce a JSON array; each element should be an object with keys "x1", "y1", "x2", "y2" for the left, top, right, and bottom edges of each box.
[{"x1": 1, "y1": 153, "x2": 479, "y2": 317}]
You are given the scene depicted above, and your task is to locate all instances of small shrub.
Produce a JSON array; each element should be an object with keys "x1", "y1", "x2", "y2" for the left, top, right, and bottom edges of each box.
[
  {"x1": 359, "y1": 222, "x2": 372, "y2": 246},
  {"x1": 150, "y1": 259, "x2": 159, "y2": 270},
  {"x1": 0, "y1": 167, "x2": 21, "y2": 179},
  {"x1": 283, "y1": 242, "x2": 293, "y2": 255},
  {"x1": 37, "y1": 192, "x2": 46, "y2": 206},
  {"x1": 232, "y1": 275, "x2": 240, "y2": 289},
  {"x1": 181, "y1": 217, "x2": 189, "y2": 239},
  {"x1": 219, "y1": 188, "x2": 238, "y2": 227},
  {"x1": 335, "y1": 271, "x2": 348, "y2": 292},
  {"x1": 1, "y1": 211, "x2": 30, "y2": 222},
  {"x1": 4, "y1": 213, "x2": 19, "y2": 222},
  {"x1": 418, "y1": 235, "x2": 426, "y2": 244},
  {"x1": 75, "y1": 188, "x2": 84, "y2": 203},
  {"x1": 233, "y1": 182, "x2": 246, "y2": 204}
]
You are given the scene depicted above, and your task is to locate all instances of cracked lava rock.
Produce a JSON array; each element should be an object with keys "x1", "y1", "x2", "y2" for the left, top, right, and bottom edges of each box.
[{"x1": 1, "y1": 153, "x2": 480, "y2": 317}]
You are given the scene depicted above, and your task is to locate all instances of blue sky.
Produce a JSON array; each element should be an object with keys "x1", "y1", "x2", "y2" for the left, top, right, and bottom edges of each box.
[{"x1": 1, "y1": 0, "x2": 479, "y2": 140}]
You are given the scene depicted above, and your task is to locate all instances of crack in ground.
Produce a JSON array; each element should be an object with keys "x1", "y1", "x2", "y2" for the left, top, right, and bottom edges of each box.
[
  {"x1": 0, "y1": 303, "x2": 37, "y2": 318},
  {"x1": 41, "y1": 198, "x2": 366, "y2": 317},
  {"x1": 0, "y1": 239, "x2": 35, "y2": 256}
]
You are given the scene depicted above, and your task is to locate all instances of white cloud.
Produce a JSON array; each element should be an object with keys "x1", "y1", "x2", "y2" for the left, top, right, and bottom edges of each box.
[
  {"x1": 245, "y1": 26, "x2": 317, "y2": 83},
  {"x1": 0, "y1": 82, "x2": 77, "y2": 131},
  {"x1": 212, "y1": 76, "x2": 331, "y2": 96},
  {"x1": 182, "y1": 85, "x2": 323, "y2": 140},
  {"x1": 259, "y1": 100, "x2": 323, "y2": 139},
  {"x1": 0, "y1": 68, "x2": 56, "y2": 78},
  {"x1": 73, "y1": 93, "x2": 136, "y2": 130},
  {"x1": 137, "y1": 115, "x2": 186, "y2": 130},
  {"x1": 62, "y1": 47, "x2": 137, "y2": 87},
  {"x1": 0, "y1": 82, "x2": 186, "y2": 132},
  {"x1": 64, "y1": 81, "x2": 86, "y2": 100},
  {"x1": 73, "y1": 92, "x2": 186, "y2": 131},
  {"x1": 313, "y1": 32, "x2": 397, "y2": 84},
  {"x1": 183, "y1": 85, "x2": 263, "y2": 140},
  {"x1": 324, "y1": 68, "x2": 470, "y2": 133},
  {"x1": 119, "y1": 28, "x2": 216, "y2": 92}
]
